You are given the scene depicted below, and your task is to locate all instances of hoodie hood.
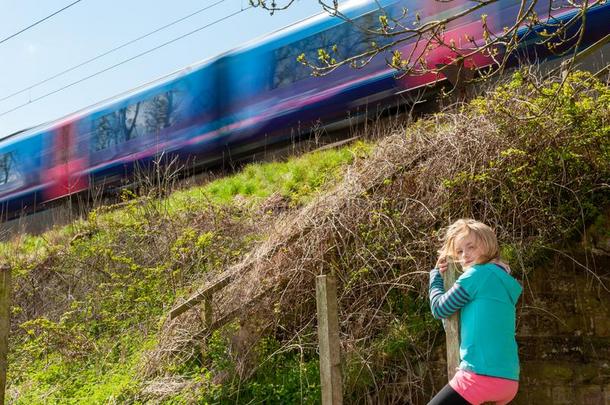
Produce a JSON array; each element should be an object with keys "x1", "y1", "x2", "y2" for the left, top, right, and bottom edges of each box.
[{"x1": 491, "y1": 263, "x2": 523, "y2": 305}]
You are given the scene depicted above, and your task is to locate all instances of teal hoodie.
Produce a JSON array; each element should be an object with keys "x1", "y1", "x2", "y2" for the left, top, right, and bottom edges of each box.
[{"x1": 455, "y1": 262, "x2": 523, "y2": 380}]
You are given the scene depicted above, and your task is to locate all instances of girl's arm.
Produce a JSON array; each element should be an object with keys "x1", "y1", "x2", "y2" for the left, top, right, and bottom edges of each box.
[{"x1": 429, "y1": 268, "x2": 472, "y2": 319}]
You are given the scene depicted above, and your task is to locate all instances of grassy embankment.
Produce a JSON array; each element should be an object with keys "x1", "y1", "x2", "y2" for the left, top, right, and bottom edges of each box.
[
  {"x1": 2, "y1": 69, "x2": 610, "y2": 403},
  {"x1": 3, "y1": 144, "x2": 370, "y2": 403}
]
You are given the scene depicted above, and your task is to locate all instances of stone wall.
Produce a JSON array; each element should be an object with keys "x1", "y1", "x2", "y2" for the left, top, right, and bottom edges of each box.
[{"x1": 515, "y1": 249, "x2": 610, "y2": 404}]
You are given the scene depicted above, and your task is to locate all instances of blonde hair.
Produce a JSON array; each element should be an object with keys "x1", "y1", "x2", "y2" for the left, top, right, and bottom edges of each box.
[{"x1": 438, "y1": 219, "x2": 499, "y2": 264}]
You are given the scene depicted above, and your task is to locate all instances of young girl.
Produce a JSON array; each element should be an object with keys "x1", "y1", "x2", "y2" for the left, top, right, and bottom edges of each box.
[{"x1": 428, "y1": 219, "x2": 522, "y2": 405}]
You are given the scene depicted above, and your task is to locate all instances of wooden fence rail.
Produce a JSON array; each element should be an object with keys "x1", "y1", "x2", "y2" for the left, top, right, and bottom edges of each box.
[
  {"x1": 168, "y1": 271, "x2": 272, "y2": 341},
  {"x1": 168, "y1": 272, "x2": 237, "y2": 322}
]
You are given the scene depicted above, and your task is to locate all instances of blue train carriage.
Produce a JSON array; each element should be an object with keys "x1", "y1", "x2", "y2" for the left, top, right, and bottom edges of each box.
[
  {"x1": 214, "y1": 0, "x2": 408, "y2": 154},
  {"x1": 71, "y1": 57, "x2": 224, "y2": 195},
  {"x1": 0, "y1": 127, "x2": 46, "y2": 219}
]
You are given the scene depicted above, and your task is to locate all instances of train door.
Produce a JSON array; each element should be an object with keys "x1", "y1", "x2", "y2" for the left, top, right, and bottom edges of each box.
[{"x1": 43, "y1": 122, "x2": 88, "y2": 202}]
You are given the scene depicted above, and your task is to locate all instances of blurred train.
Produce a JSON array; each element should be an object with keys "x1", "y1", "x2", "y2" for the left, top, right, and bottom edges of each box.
[{"x1": 1, "y1": 0, "x2": 609, "y2": 220}]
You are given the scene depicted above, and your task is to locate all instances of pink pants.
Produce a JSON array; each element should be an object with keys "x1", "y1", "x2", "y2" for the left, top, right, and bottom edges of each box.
[{"x1": 449, "y1": 369, "x2": 519, "y2": 405}]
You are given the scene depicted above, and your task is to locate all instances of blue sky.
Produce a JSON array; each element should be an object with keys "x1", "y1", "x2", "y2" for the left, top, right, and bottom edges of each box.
[{"x1": 0, "y1": 0, "x2": 327, "y2": 138}]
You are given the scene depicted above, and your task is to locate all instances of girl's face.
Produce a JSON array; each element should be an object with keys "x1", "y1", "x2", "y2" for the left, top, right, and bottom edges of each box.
[{"x1": 454, "y1": 232, "x2": 485, "y2": 268}]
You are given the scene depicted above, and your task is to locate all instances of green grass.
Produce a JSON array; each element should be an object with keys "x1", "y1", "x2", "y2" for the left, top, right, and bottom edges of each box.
[
  {"x1": 9, "y1": 334, "x2": 152, "y2": 404},
  {"x1": 172, "y1": 142, "x2": 370, "y2": 210}
]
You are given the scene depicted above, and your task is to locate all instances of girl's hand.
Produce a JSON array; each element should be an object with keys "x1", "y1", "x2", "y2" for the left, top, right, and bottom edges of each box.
[{"x1": 436, "y1": 256, "x2": 448, "y2": 274}]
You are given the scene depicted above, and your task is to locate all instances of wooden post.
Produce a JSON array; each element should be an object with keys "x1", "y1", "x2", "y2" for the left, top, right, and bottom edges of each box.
[
  {"x1": 316, "y1": 274, "x2": 342, "y2": 405},
  {"x1": 443, "y1": 258, "x2": 461, "y2": 381},
  {"x1": 0, "y1": 265, "x2": 11, "y2": 405}
]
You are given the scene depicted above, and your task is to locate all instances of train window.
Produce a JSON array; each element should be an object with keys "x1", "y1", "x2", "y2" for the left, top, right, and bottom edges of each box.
[
  {"x1": 0, "y1": 152, "x2": 22, "y2": 187},
  {"x1": 92, "y1": 89, "x2": 184, "y2": 151},
  {"x1": 272, "y1": 6, "x2": 399, "y2": 88}
]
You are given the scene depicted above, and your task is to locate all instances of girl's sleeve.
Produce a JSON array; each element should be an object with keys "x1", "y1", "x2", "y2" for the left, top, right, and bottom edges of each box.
[{"x1": 429, "y1": 268, "x2": 473, "y2": 319}]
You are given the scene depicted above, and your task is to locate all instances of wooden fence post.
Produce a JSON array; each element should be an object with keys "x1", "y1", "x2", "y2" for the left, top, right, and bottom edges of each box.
[
  {"x1": 316, "y1": 274, "x2": 342, "y2": 405},
  {"x1": 0, "y1": 265, "x2": 11, "y2": 405},
  {"x1": 443, "y1": 258, "x2": 461, "y2": 381}
]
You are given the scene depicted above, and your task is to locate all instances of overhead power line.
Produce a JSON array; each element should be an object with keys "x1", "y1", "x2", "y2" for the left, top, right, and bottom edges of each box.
[
  {"x1": 0, "y1": 0, "x2": 227, "y2": 104},
  {"x1": 0, "y1": 0, "x2": 84, "y2": 46},
  {"x1": 0, "y1": 6, "x2": 253, "y2": 119}
]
